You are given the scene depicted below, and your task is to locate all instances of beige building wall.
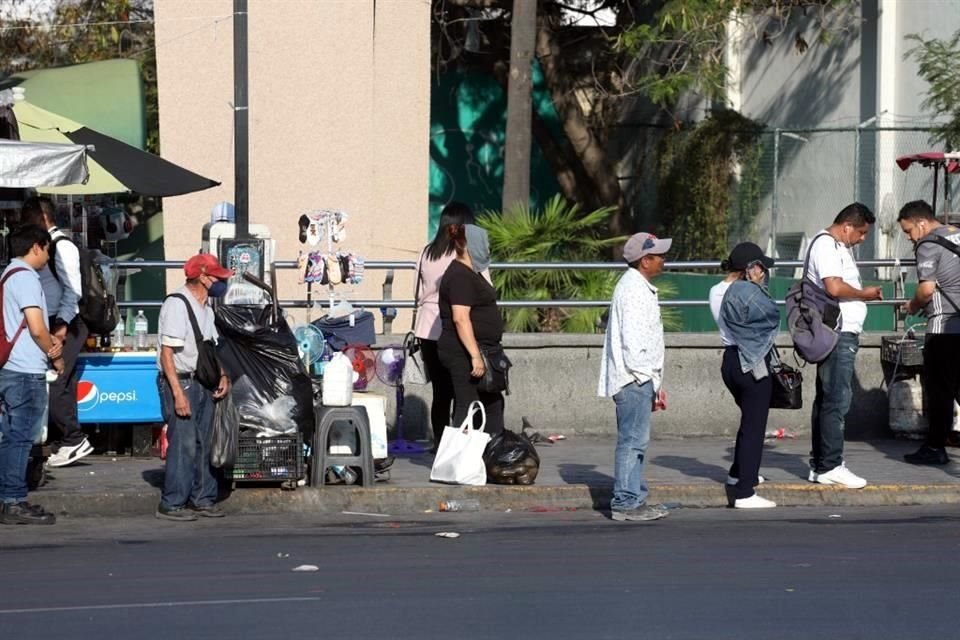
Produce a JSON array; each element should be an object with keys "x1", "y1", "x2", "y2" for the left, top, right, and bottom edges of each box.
[{"x1": 154, "y1": 0, "x2": 430, "y2": 327}]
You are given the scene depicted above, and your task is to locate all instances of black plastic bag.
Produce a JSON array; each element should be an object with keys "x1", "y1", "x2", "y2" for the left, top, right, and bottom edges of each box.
[
  {"x1": 483, "y1": 429, "x2": 540, "y2": 485},
  {"x1": 215, "y1": 305, "x2": 315, "y2": 439},
  {"x1": 211, "y1": 392, "x2": 239, "y2": 468}
]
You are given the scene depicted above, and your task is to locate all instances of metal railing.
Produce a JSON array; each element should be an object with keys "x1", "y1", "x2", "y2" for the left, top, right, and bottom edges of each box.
[{"x1": 111, "y1": 258, "x2": 919, "y2": 324}]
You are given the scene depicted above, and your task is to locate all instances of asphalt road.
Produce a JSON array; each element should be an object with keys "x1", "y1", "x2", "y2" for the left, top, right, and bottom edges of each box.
[{"x1": 1, "y1": 506, "x2": 958, "y2": 639}]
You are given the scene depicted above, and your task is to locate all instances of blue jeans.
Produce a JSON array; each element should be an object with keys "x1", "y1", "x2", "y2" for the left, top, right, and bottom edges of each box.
[
  {"x1": 159, "y1": 376, "x2": 218, "y2": 509},
  {"x1": 810, "y1": 332, "x2": 859, "y2": 473},
  {"x1": 611, "y1": 380, "x2": 654, "y2": 511},
  {"x1": 0, "y1": 370, "x2": 48, "y2": 503}
]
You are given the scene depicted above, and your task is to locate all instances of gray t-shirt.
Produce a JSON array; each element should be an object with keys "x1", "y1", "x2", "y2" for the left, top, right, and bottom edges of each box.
[
  {"x1": 156, "y1": 286, "x2": 219, "y2": 373},
  {"x1": 916, "y1": 225, "x2": 960, "y2": 334},
  {"x1": 2, "y1": 259, "x2": 49, "y2": 374}
]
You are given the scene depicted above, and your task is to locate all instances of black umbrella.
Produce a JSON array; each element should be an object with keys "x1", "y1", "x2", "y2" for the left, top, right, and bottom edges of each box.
[{"x1": 66, "y1": 127, "x2": 220, "y2": 197}]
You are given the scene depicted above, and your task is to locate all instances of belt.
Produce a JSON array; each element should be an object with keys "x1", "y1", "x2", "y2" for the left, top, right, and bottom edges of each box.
[{"x1": 175, "y1": 372, "x2": 195, "y2": 380}]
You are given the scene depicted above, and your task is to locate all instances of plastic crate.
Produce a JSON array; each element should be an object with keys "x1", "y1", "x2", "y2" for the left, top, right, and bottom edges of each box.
[
  {"x1": 230, "y1": 434, "x2": 304, "y2": 481},
  {"x1": 880, "y1": 336, "x2": 924, "y2": 368}
]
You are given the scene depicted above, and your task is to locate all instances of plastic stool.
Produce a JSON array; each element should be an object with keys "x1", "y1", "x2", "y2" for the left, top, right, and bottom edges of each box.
[{"x1": 312, "y1": 405, "x2": 375, "y2": 488}]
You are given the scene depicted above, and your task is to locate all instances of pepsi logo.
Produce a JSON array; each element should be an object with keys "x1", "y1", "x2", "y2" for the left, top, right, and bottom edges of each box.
[
  {"x1": 77, "y1": 380, "x2": 99, "y2": 412},
  {"x1": 77, "y1": 380, "x2": 138, "y2": 412}
]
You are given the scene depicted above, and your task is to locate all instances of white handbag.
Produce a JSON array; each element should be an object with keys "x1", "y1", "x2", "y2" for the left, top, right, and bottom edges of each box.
[{"x1": 429, "y1": 401, "x2": 490, "y2": 486}]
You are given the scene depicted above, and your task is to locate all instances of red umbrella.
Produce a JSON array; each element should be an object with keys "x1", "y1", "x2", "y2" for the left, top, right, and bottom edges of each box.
[{"x1": 895, "y1": 151, "x2": 960, "y2": 220}]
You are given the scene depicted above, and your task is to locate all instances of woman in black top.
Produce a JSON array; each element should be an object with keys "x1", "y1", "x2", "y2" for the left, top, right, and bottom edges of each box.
[{"x1": 437, "y1": 224, "x2": 504, "y2": 435}]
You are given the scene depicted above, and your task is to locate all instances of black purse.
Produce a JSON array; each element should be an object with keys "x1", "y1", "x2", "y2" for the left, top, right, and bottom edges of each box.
[
  {"x1": 168, "y1": 294, "x2": 221, "y2": 391},
  {"x1": 478, "y1": 344, "x2": 512, "y2": 395},
  {"x1": 770, "y1": 360, "x2": 803, "y2": 410}
]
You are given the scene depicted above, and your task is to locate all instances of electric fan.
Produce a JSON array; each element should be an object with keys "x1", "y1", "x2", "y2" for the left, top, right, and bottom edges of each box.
[
  {"x1": 375, "y1": 344, "x2": 424, "y2": 454},
  {"x1": 342, "y1": 343, "x2": 376, "y2": 391},
  {"x1": 293, "y1": 324, "x2": 326, "y2": 372}
]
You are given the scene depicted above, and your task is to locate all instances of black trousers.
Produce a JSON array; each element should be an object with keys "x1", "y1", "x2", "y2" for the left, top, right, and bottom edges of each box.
[
  {"x1": 720, "y1": 347, "x2": 771, "y2": 499},
  {"x1": 418, "y1": 339, "x2": 455, "y2": 446},
  {"x1": 922, "y1": 333, "x2": 960, "y2": 449},
  {"x1": 437, "y1": 340, "x2": 504, "y2": 436},
  {"x1": 48, "y1": 315, "x2": 89, "y2": 447}
]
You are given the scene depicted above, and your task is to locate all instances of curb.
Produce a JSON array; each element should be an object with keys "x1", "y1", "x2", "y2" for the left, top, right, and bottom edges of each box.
[{"x1": 36, "y1": 482, "x2": 960, "y2": 518}]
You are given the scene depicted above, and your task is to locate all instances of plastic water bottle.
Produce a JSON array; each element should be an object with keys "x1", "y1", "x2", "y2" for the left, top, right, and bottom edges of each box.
[
  {"x1": 438, "y1": 499, "x2": 480, "y2": 512},
  {"x1": 112, "y1": 314, "x2": 125, "y2": 350},
  {"x1": 134, "y1": 310, "x2": 149, "y2": 351}
]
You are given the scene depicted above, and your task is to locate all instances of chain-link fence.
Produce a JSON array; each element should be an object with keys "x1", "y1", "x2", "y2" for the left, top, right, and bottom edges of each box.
[{"x1": 619, "y1": 125, "x2": 956, "y2": 279}]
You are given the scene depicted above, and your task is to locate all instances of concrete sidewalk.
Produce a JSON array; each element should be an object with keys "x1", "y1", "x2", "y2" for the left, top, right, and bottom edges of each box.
[{"x1": 25, "y1": 435, "x2": 960, "y2": 519}]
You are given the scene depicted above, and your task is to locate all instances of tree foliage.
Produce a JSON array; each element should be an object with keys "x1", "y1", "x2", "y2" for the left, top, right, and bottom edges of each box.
[
  {"x1": 615, "y1": 0, "x2": 859, "y2": 110},
  {"x1": 432, "y1": 0, "x2": 857, "y2": 251},
  {"x1": 657, "y1": 109, "x2": 764, "y2": 262},
  {"x1": 906, "y1": 28, "x2": 960, "y2": 149},
  {"x1": 0, "y1": 0, "x2": 158, "y2": 153}
]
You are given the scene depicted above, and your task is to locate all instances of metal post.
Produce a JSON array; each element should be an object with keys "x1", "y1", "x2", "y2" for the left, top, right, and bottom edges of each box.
[
  {"x1": 771, "y1": 128, "x2": 780, "y2": 257},
  {"x1": 233, "y1": 0, "x2": 250, "y2": 239},
  {"x1": 945, "y1": 164, "x2": 952, "y2": 224},
  {"x1": 933, "y1": 166, "x2": 939, "y2": 219},
  {"x1": 853, "y1": 127, "x2": 860, "y2": 203}
]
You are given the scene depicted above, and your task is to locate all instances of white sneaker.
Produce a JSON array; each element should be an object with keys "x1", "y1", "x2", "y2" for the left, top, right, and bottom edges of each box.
[
  {"x1": 726, "y1": 474, "x2": 766, "y2": 486},
  {"x1": 47, "y1": 438, "x2": 94, "y2": 468},
  {"x1": 808, "y1": 463, "x2": 867, "y2": 489},
  {"x1": 734, "y1": 494, "x2": 777, "y2": 509}
]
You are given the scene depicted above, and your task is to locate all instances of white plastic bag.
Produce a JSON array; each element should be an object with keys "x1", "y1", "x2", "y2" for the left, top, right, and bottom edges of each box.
[{"x1": 430, "y1": 401, "x2": 490, "y2": 486}]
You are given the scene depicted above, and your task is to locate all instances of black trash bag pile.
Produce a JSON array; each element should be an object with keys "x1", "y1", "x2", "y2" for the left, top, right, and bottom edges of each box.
[
  {"x1": 483, "y1": 429, "x2": 540, "y2": 485},
  {"x1": 215, "y1": 305, "x2": 315, "y2": 440}
]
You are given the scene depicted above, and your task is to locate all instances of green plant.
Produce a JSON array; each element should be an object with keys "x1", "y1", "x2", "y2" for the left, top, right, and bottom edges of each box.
[
  {"x1": 478, "y1": 194, "x2": 679, "y2": 332},
  {"x1": 906, "y1": 29, "x2": 960, "y2": 149},
  {"x1": 657, "y1": 109, "x2": 765, "y2": 263}
]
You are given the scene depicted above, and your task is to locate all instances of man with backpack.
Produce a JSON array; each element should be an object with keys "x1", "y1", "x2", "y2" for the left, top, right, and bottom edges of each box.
[
  {"x1": 897, "y1": 200, "x2": 960, "y2": 465},
  {"x1": 0, "y1": 224, "x2": 64, "y2": 525},
  {"x1": 803, "y1": 203, "x2": 883, "y2": 489},
  {"x1": 20, "y1": 196, "x2": 93, "y2": 467}
]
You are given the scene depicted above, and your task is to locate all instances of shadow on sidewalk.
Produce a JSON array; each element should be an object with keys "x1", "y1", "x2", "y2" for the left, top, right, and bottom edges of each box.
[
  {"x1": 557, "y1": 464, "x2": 612, "y2": 510},
  {"x1": 867, "y1": 439, "x2": 960, "y2": 479},
  {"x1": 141, "y1": 469, "x2": 164, "y2": 489},
  {"x1": 759, "y1": 445, "x2": 814, "y2": 481},
  {"x1": 653, "y1": 454, "x2": 729, "y2": 483}
]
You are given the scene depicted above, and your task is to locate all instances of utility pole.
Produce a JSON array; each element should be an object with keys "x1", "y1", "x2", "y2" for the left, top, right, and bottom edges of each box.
[
  {"x1": 233, "y1": 0, "x2": 249, "y2": 239},
  {"x1": 501, "y1": 0, "x2": 537, "y2": 216}
]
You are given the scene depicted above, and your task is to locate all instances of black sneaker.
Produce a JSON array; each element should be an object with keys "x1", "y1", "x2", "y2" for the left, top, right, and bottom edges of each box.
[
  {"x1": 0, "y1": 501, "x2": 56, "y2": 525},
  {"x1": 155, "y1": 504, "x2": 198, "y2": 522},
  {"x1": 188, "y1": 503, "x2": 225, "y2": 518},
  {"x1": 904, "y1": 445, "x2": 950, "y2": 466}
]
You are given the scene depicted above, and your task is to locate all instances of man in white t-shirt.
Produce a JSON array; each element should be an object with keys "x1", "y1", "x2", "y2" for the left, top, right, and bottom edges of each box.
[{"x1": 804, "y1": 203, "x2": 882, "y2": 489}]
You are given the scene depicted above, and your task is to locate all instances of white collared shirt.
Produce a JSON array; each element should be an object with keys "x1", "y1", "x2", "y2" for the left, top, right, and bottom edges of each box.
[
  {"x1": 805, "y1": 230, "x2": 867, "y2": 334},
  {"x1": 598, "y1": 268, "x2": 664, "y2": 397}
]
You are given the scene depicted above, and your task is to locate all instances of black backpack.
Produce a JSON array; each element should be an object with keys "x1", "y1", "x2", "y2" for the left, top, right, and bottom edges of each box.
[{"x1": 49, "y1": 236, "x2": 120, "y2": 335}]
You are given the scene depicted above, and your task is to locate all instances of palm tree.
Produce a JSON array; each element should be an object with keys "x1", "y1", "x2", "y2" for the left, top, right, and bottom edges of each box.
[{"x1": 478, "y1": 195, "x2": 679, "y2": 332}]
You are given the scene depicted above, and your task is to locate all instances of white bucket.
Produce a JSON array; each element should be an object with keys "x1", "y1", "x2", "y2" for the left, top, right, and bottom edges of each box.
[
  {"x1": 322, "y1": 353, "x2": 355, "y2": 407},
  {"x1": 888, "y1": 378, "x2": 926, "y2": 438}
]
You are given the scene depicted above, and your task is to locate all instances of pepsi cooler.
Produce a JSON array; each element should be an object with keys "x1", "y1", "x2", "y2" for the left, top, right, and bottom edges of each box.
[{"x1": 76, "y1": 352, "x2": 163, "y2": 424}]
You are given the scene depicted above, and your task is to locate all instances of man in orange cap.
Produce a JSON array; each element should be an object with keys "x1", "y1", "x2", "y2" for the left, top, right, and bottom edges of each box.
[{"x1": 155, "y1": 253, "x2": 233, "y2": 521}]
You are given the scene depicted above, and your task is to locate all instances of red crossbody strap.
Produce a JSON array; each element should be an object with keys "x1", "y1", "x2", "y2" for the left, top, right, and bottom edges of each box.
[{"x1": 1, "y1": 267, "x2": 30, "y2": 347}]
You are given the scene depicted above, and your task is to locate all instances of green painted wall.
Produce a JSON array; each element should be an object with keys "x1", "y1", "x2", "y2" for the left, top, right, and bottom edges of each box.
[{"x1": 429, "y1": 63, "x2": 562, "y2": 238}]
